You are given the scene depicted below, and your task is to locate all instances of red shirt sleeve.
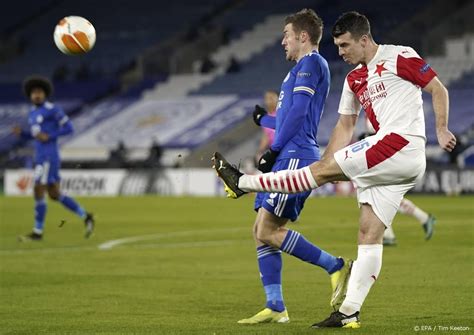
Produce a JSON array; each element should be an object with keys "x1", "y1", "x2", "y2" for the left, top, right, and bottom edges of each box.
[{"x1": 396, "y1": 54, "x2": 437, "y2": 88}]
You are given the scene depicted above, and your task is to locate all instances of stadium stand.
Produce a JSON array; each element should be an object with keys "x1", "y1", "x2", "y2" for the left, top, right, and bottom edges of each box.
[
  {"x1": 1, "y1": 0, "x2": 473, "y2": 168},
  {"x1": 0, "y1": 0, "x2": 226, "y2": 82}
]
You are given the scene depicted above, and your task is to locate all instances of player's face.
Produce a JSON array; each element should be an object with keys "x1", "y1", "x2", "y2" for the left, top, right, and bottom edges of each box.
[
  {"x1": 30, "y1": 88, "x2": 46, "y2": 106},
  {"x1": 264, "y1": 92, "x2": 278, "y2": 112},
  {"x1": 282, "y1": 24, "x2": 300, "y2": 61},
  {"x1": 333, "y1": 32, "x2": 366, "y2": 65}
]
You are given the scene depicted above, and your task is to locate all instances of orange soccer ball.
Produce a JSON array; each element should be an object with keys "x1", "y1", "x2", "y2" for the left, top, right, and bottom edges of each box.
[{"x1": 54, "y1": 16, "x2": 96, "y2": 55}]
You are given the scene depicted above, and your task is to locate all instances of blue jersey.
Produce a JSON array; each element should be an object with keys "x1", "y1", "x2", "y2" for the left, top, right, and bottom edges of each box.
[
  {"x1": 25, "y1": 101, "x2": 72, "y2": 162},
  {"x1": 273, "y1": 51, "x2": 330, "y2": 160}
]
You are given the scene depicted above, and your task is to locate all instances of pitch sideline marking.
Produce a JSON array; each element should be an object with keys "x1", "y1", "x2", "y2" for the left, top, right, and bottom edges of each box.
[{"x1": 97, "y1": 227, "x2": 249, "y2": 250}]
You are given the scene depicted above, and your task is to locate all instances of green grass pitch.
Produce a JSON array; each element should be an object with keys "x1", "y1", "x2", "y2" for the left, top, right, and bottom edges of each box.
[{"x1": 0, "y1": 195, "x2": 473, "y2": 334}]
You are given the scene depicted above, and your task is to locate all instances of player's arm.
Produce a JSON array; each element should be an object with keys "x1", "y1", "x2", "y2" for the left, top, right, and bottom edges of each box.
[
  {"x1": 256, "y1": 93, "x2": 310, "y2": 172},
  {"x1": 271, "y1": 93, "x2": 311, "y2": 152},
  {"x1": 423, "y1": 77, "x2": 456, "y2": 152},
  {"x1": 271, "y1": 59, "x2": 319, "y2": 152},
  {"x1": 252, "y1": 105, "x2": 276, "y2": 129},
  {"x1": 260, "y1": 115, "x2": 276, "y2": 129},
  {"x1": 12, "y1": 125, "x2": 33, "y2": 140},
  {"x1": 48, "y1": 107, "x2": 74, "y2": 140},
  {"x1": 321, "y1": 114, "x2": 358, "y2": 160},
  {"x1": 396, "y1": 47, "x2": 456, "y2": 152},
  {"x1": 322, "y1": 78, "x2": 359, "y2": 160}
]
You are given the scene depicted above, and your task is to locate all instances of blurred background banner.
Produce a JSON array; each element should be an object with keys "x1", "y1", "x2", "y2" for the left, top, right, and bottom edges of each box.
[
  {"x1": 6, "y1": 166, "x2": 473, "y2": 196},
  {"x1": 4, "y1": 168, "x2": 223, "y2": 196}
]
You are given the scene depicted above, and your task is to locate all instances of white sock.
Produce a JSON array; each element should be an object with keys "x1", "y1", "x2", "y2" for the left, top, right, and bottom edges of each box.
[
  {"x1": 339, "y1": 244, "x2": 383, "y2": 315},
  {"x1": 398, "y1": 198, "x2": 429, "y2": 224},
  {"x1": 383, "y1": 226, "x2": 396, "y2": 239},
  {"x1": 238, "y1": 166, "x2": 317, "y2": 193}
]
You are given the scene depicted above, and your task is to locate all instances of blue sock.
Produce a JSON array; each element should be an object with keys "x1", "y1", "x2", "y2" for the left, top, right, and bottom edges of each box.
[
  {"x1": 280, "y1": 230, "x2": 343, "y2": 274},
  {"x1": 33, "y1": 199, "x2": 47, "y2": 234},
  {"x1": 257, "y1": 245, "x2": 285, "y2": 312},
  {"x1": 59, "y1": 194, "x2": 86, "y2": 219}
]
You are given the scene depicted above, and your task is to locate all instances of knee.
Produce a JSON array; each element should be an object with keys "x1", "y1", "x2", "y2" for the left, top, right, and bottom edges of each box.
[
  {"x1": 48, "y1": 192, "x2": 61, "y2": 201},
  {"x1": 255, "y1": 225, "x2": 273, "y2": 245},
  {"x1": 358, "y1": 222, "x2": 385, "y2": 244}
]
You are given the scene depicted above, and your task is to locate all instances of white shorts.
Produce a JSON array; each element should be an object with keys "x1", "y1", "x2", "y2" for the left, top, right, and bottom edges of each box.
[{"x1": 334, "y1": 132, "x2": 426, "y2": 226}]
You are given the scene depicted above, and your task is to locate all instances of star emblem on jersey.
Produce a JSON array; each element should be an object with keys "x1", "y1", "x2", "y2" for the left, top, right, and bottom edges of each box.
[{"x1": 374, "y1": 62, "x2": 387, "y2": 77}]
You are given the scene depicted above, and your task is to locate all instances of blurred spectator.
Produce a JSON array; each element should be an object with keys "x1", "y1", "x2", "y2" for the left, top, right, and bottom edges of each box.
[
  {"x1": 144, "y1": 141, "x2": 163, "y2": 168},
  {"x1": 200, "y1": 56, "x2": 216, "y2": 73},
  {"x1": 108, "y1": 141, "x2": 127, "y2": 168},
  {"x1": 226, "y1": 56, "x2": 240, "y2": 73}
]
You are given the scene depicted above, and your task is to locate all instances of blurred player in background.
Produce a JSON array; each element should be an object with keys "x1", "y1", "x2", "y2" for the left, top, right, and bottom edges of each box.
[
  {"x1": 236, "y1": 9, "x2": 351, "y2": 325},
  {"x1": 13, "y1": 76, "x2": 95, "y2": 241},
  {"x1": 255, "y1": 90, "x2": 278, "y2": 162},
  {"x1": 359, "y1": 120, "x2": 436, "y2": 246},
  {"x1": 214, "y1": 11, "x2": 456, "y2": 328}
]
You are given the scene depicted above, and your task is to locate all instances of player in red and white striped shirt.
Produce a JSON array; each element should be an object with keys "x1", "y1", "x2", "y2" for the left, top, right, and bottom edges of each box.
[{"x1": 213, "y1": 11, "x2": 456, "y2": 328}]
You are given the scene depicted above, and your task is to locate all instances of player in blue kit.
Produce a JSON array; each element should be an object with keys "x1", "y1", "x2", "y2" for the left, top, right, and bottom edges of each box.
[
  {"x1": 13, "y1": 76, "x2": 94, "y2": 241},
  {"x1": 234, "y1": 10, "x2": 351, "y2": 324}
]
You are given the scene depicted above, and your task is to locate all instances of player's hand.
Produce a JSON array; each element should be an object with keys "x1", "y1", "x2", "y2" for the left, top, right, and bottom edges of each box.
[
  {"x1": 12, "y1": 125, "x2": 22, "y2": 136},
  {"x1": 252, "y1": 105, "x2": 268, "y2": 126},
  {"x1": 257, "y1": 149, "x2": 279, "y2": 173},
  {"x1": 35, "y1": 132, "x2": 50, "y2": 142},
  {"x1": 437, "y1": 128, "x2": 456, "y2": 152}
]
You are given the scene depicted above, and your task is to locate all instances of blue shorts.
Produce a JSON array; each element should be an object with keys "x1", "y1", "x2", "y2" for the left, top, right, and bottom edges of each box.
[
  {"x1": 254, "y1": 158, "x2": 315, "y2": 221},
  {"x1": 34, "y1": 157, "x2": 61, "y2": 185}
]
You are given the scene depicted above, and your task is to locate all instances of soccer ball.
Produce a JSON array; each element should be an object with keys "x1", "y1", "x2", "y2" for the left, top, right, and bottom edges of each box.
[{"x1": 54, "y1": 16, "x2": 96, "y2": 55}]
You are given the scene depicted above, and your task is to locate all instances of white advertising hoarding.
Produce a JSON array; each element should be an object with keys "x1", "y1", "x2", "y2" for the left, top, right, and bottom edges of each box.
[
  {"x1": 5, "y1": 169, "x2": 127, "y2": 196},
  {"x1": 4, "y1": 169, "x2": 223, "y2": 197}
]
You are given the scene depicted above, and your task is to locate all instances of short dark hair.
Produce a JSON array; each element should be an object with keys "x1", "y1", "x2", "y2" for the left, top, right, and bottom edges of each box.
[
  {"x1": 285, "y1": 9, "x2": 323, "y2": 45},
  {"x1": 23, "y1": 76, "x2": 53, "y2": 98},
  {"x1": 332, "y1": 11, "x2": 372, "y2": 40}
]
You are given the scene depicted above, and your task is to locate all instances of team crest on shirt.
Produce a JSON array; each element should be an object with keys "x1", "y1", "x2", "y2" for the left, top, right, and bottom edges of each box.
[
  {"x1": 36, "y1": 115, "x2": 44, "y2": 123},
  {"x1": 374, "y1": 62, "x2": 387, "y2": 77}
]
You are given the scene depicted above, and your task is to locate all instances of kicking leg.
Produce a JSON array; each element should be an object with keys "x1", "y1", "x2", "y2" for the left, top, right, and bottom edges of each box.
[{"x1": 213, "y1": 152, "x2": 347, "y2": 197}]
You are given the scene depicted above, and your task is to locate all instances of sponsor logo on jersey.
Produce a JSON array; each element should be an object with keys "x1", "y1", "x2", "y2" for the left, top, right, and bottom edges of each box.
[
  {"x1": 361, "y1": 81, "x2": 387, "y2": 103},
  {"x1": 297, "y1": 71, "x2": 311, "y2": 78}
]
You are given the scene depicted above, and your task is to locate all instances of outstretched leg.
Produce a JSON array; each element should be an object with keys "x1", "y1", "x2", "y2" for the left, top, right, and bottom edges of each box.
[{"x1": 213, "y1": 152, "x2": 346, "y2": 198}]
